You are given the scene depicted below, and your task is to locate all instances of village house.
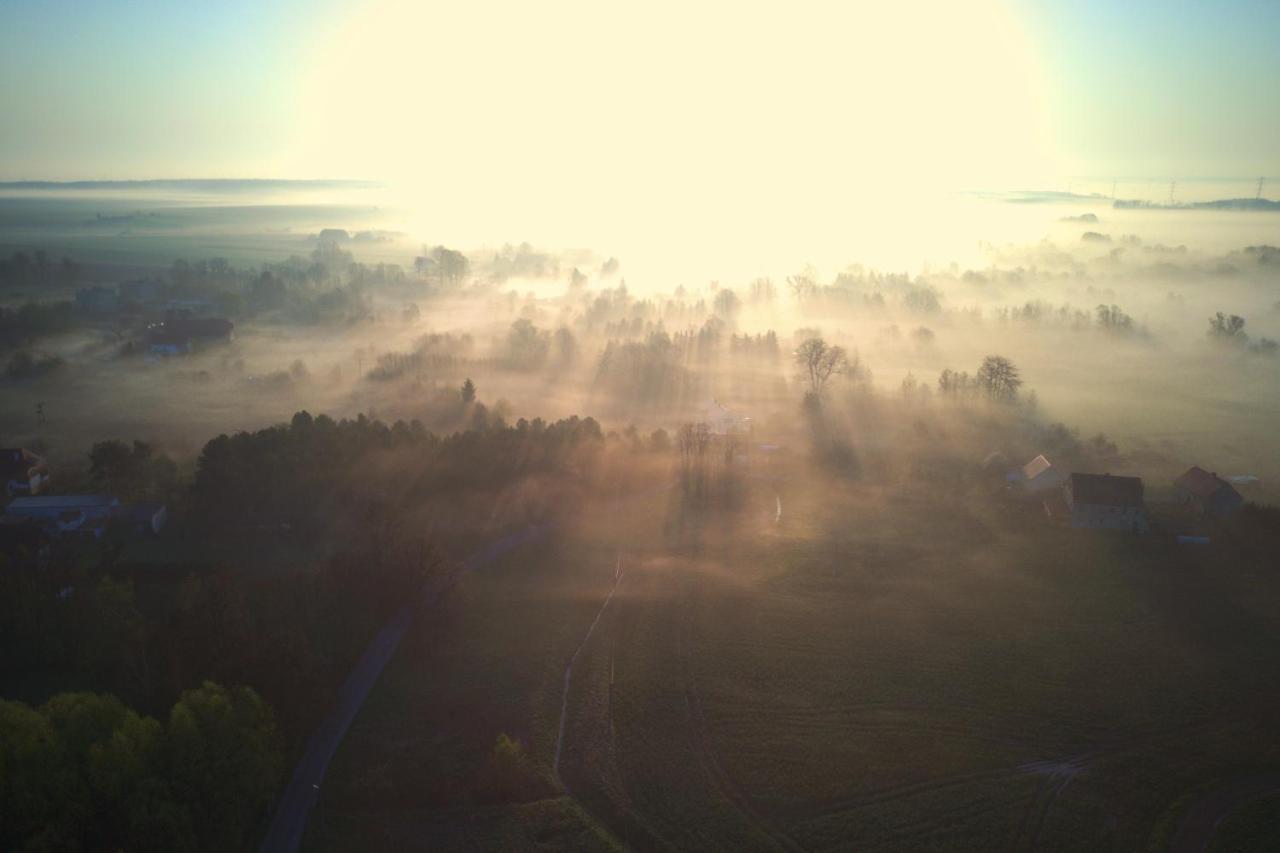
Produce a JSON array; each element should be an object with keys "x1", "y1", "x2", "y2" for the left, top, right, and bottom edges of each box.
[
  {"x1": 705, "y1": 399, "x2": 750, "y2": 437},
  {"x1": 146, "y1": 313, "x2": 234, "y2": 355},
  {"x1": 1172, "y1": 466, "x2": 1244, "y2": 518},
  {"x1": 1, "y1": 448, "x2": 49, "y2": 496},
  {"x1": 1064, "y1": 473, "x2": 1149, "y2": 532}
]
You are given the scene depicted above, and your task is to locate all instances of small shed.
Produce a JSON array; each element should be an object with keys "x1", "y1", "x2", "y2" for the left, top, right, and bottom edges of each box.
[{"x1": 1013, "y1": 454, "x2": 1066, "y2": 495}]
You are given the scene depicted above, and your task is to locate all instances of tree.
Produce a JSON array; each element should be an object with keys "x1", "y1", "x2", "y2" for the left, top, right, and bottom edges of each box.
[
  {"x1": 88, "y1": 439, "x2": 176, "y2": 500},
  {"x1": 506, "y1": 319, "x2": 549, "y2": 368},
  {"x1": 429, "y1": 246, "x2": 469, "y2": 287},
  {"x1": 713, "y1": 288, "x2": 741, "y2": 320},
  {"x1": 1208, "y1": 312, "x2": 1248, "y2": 343},
  {"x1": 460, "y1": 378, "x2": 476, "y2": 403},
  {"x1": 794, "y1": 337, "x2": 849, "y2": 397},
  {"x1": 1096, "y1": 304, "x2": 1133, "y2": 333},
  {"x1": 975, "y1": 355, "x2": 1022, "y2": 402},
  {"x1": 166, "y1": 682, "x2": 281, "y2": 851},
  {"x1": 749, "y1": 277, "x2": 776, "y2": 302}
]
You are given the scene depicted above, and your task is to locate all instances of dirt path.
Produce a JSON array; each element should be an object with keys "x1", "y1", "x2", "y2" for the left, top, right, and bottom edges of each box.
[
  {"x1": 553, "y1": 554, "x2": 625, "y2": 783},
  {"x1": 258, "y1": 525, "x2": 545, "y2": 853},
  {"x1": 1168, "y1": 774, "x2": 1280, "y2": 853}
]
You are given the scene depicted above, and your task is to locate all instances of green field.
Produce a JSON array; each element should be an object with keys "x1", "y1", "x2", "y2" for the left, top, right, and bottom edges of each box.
[{"x1": 304, "y1": 464, "x2": 1280, "y2": 851}]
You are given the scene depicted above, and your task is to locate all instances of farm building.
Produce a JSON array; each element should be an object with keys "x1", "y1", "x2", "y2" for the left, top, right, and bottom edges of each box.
[
  {"x1": 1, "y1": 448, "x2": 50, "y2": 496},
  {"x1": 1065, "y1": 473, "x2": 1148, "y2": 532},
  {"x1": 705, "y1": 399, "x2": 750, "y2": 436},
  {"x1": 4, "y1": 494, "x2": 120, "y2": 538},
  {"x1": 1172, "y1": 466, "x2": 1243, "y2": 517},
  {"x1": 1010, "y1": 454, "x2": 1066, "y2": 495}
]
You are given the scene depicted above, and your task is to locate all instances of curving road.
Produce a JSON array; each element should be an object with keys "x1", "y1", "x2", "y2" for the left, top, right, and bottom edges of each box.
[{"x1": 258, "y1": 525, "x2": 546, "y2": 853}]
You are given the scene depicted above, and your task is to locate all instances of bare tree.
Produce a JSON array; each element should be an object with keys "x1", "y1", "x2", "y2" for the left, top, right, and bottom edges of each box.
[
  {"x1": 677, "y1": 422, "x2": 713, "y2": 494},
  {"x1": 794, "y1": 337, "x2": 849, "y2": 396},
  {"x1": 975, "y1": 355, "x2": 1022, "y2": 402}
]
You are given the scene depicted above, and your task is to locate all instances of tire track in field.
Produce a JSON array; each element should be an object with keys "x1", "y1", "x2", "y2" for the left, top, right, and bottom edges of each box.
[
  {"x1": 1008, "y1": 755, "x2": 1088, "y2": 852},
  {"x1": 677, "y1": 573, "x2": 809, "y2": 853},
  {"x1": 553, "y1": 553, "x2": 625, "y2": 783}
]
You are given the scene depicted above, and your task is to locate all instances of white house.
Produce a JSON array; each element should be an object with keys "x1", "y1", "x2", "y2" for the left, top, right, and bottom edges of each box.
[{"x1": 704, "y1": 399, "x2": 750, "y2": 437}]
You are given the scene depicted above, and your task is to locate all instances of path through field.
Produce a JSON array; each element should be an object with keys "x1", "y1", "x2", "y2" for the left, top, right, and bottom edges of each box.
[
  {"x1": 554, "y1": 554, "x2": 625, "y2": 782},
  {"x1": 258, "y1": 525, "x2": 545, "y2": 853}
]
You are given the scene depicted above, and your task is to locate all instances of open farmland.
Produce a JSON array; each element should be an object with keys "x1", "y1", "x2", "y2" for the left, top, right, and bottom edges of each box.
[{"x1": 305, "y1": 457, "x2": 1280, "y2": 852}]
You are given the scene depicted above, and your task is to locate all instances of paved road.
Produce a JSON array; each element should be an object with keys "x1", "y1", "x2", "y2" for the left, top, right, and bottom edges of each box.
[
  {"x1": 259, "y1": 525, "x2": 546, "y2": 853},
  {"x1": 1169, "y1": 774, "x2": 1280, "y2": 853}
]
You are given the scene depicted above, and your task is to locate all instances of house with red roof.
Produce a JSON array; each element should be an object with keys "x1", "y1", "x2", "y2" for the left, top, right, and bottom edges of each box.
[{"x1": 1173, "y1": 466, "x2": 1243, "y2": 518}]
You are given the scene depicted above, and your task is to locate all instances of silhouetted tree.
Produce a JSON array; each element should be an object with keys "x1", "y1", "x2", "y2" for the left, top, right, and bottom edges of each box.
[
  {"x1": 794, "y1": 337, "x2": 849, "y2": 397},
  {"x1": 975, "y1": 355, "x2": 1022, "y2": 402}
]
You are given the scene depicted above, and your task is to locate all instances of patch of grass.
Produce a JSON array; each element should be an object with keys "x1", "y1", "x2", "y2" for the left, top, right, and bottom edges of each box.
[{"x1": 1208, "y1": 793, "x2": 1280, "y2": 853}]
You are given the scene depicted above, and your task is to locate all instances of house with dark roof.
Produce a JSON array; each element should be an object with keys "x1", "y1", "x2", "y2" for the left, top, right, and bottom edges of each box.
[
  {"x1": 1064, "y1": 473, "x2": 1148, "y2": 532},
  {"x1": 1173, "y1": 466, "x2": 1243, "y2": 518}
]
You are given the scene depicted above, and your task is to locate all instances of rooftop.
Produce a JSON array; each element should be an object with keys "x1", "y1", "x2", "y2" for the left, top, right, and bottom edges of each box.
[
  {"x1": 1070, "y1": 473, "x2": 1144, "y2": 508},
  {"x1": 1175, "y1": 466, "x2": 1237, "y2": 499},
  {"x1": 6, "y1": 495, "x2": 118, "y2": 509}
]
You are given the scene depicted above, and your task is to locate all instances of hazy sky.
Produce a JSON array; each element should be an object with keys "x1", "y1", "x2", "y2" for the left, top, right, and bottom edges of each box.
[{"x1": 2, "y1": 0, "x2": 1276, "y2": 188}]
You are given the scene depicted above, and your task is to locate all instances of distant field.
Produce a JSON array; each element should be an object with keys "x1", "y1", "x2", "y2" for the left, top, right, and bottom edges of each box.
[
  {"x1": 0, "y1": 194, "x2": 415, "y2": 271},
  {"x1": 305, "y1": 462, "x2": 1280, "y2": 851}
]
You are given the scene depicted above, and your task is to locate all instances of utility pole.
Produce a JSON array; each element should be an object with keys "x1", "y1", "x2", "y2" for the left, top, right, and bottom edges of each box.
[{"x1": 1258, "y1": 177, "x2": 1266, "y2": 201}]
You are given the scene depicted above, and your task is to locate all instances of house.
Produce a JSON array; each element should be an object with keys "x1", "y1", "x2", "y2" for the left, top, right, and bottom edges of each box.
[
  {"x1": 1064, "y1": 473, "x2": 1148, "y2": 532},
  {"x1": 705, "y1": 399, "x2": 750, "y2": 437},
  {"x1": 1010, "y1": 454, "x2": 1066, "y2": 495},
  {"x1": 4, "y1": 495, "x2": 120, "y2": 538},
  {"x1": 1173, "y1": 466, "x2": 1243, "y2": 518},
  {"x1": 1, "y1": 448, "x2": 50, "y2": 496},
  {"x1": 146, "y1": 314, "x2": 234, "y2": 355}
]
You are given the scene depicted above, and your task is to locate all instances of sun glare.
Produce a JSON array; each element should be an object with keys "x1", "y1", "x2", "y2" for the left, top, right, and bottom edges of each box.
[{"x1": 297, "y1": 0, "x2": 1055, "y2": 255}]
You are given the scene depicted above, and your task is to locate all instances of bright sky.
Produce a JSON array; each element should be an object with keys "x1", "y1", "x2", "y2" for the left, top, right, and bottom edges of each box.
[{"x1": 2, "y1": 1, "x2": 1276, "y2": 203}]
